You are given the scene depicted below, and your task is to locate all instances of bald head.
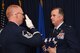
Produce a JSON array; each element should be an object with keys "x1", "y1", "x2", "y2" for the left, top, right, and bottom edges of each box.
[
  {"x1": 6, "y1": 5, "x2": 23, "y2": 18},
  {"x1": 6, "y1": 5, "x2": 24, "y2": 26}
]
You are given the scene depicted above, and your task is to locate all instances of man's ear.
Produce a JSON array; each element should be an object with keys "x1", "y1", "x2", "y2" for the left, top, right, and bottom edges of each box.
[{"x1": 59, "y1": 15, "x2": 63, "y2": 20}]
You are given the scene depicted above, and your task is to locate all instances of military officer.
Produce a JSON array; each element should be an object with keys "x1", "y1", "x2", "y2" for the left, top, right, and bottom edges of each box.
[
  {"x1": 43, "y1": 7, "x2": 79, "y2": 53},
  {"x1": 0, "y1": 5, "x2": 42, "y2": 53}
]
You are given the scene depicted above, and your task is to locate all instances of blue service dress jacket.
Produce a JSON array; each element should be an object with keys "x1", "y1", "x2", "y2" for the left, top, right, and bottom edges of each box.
[
  {"x1": 47, "y1": 23, "x2": 79, "y2": 53},
  {"x1": 0, "y1": 22, "x2": 42, "y2": 53}
]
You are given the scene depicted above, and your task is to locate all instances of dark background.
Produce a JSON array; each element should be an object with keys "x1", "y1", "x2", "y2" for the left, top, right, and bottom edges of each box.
[{"x1": 0, "y1": 0, "x2": 80, "y2": 53}]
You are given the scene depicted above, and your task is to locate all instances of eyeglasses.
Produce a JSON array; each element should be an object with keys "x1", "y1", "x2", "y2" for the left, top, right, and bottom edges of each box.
[
  {"x1": 14, "y1": 12, "x2": 25, "y2": 19},
  {"x1": 15, "y1": 12, "x2": 24, "y2": 16}
]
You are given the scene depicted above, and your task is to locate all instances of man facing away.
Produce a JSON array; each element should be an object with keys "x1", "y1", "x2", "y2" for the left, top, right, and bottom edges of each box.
[{"x1": 0, "y1": 4, "x2": 42, "y2": 53}]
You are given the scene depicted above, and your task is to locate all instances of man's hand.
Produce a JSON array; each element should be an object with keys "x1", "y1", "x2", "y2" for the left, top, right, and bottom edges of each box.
[
  {"x1": 47, "y1": 46, "x2": 56, "y2": 53},
  {"x1": 25, "y1": 14, "x2": 35, "y2": 29},
  {"x1": 42, "y1": 45, "x2": 47, "y2": 52}
]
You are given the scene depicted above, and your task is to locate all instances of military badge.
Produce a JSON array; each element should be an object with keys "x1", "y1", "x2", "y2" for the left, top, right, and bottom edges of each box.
[
  {"x1": 57, "y1": 30, "x2": 65, "y2": 39},
  {"x1": 22, "y1": 30, "x2": 33, "y2": 38}
]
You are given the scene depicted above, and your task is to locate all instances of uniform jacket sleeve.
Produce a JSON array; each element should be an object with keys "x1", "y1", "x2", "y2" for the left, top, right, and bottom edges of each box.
[{"x1": 17, "y1": 27, "x2": 42, "y2": 47}]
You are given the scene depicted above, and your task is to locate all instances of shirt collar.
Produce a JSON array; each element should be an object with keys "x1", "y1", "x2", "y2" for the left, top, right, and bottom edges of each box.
[{"x1": 55, "y1": 21, "x2": 64, "y2": 29}]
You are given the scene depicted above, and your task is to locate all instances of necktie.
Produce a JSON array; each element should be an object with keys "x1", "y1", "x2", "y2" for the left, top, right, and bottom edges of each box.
[{"x1": 52, "y1": 28, "x2": 58, "y2": 37}]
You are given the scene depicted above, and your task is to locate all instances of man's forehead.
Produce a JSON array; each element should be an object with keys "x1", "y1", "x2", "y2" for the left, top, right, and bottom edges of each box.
[
  {"x1": 51, "y1": 9, "x2": 59, "y2": 15},
  {"x1": 53, "y1": 9, "x2": 59, "y2": 12}
]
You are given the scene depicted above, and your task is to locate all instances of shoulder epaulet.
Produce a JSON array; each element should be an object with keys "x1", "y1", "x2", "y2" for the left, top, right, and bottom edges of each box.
[
  {"x1": 64, "y1": 24, "x2": 72, "y2": 30},
  {"x1": 0, "y1": 29, "x2": 3, "y2": 33}
]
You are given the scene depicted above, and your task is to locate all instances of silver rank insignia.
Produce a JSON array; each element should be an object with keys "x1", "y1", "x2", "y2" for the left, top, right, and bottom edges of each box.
[
  {"x1": 22, "y1": 30, "x2": 33, "y2": 39},
  {"x1": 0, "y1": 28, "x2": 3, "y2": 33}
]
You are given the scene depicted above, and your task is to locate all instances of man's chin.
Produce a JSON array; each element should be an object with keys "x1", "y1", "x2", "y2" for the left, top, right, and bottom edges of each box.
[{"x1": 52, "y1": 22, "x2": 55, "y2": 24}]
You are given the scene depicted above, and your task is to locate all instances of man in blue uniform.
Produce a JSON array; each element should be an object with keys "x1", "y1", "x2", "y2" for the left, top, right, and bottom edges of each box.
[
  {"x1": 0, "y1": 5, "x2": 42, "y2": 53},
  {"x1": 43, "y1": 7, "x2": 79, "y2": 53}
]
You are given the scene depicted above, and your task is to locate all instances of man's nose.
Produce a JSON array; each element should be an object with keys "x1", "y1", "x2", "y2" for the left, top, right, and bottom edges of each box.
[{"x1": 51, "y1": 16, "x2": 53, "y2": 19}]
